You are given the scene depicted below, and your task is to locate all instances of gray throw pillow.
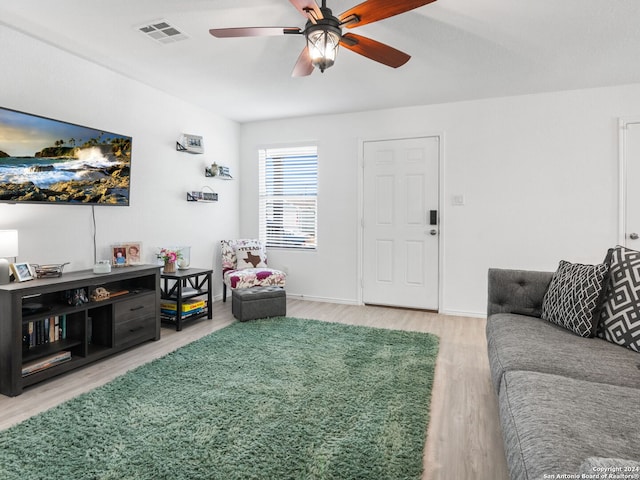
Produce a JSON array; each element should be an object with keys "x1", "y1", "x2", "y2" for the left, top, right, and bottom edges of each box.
[
  {"x1": 541, "y1": 260, "x2": 609, "y2": 337},
  {"x1": 598, "y1": 245, "x2": 640, "y2": 352}
]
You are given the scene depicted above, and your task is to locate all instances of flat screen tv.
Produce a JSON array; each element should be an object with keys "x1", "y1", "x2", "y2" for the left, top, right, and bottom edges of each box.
[{"x1": 0, "y1": 106, "x2": 131, "y2": 205}]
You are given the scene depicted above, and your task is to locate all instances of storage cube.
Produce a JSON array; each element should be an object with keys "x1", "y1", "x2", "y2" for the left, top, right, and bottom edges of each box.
[{"x1": 232, "y1": 286, "x2": 286, "y2": 322}]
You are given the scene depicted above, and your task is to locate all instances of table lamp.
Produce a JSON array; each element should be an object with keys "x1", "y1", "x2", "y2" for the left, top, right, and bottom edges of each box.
[{"x1": 0, "y1": 230, "x2": 18, "y2": 285}]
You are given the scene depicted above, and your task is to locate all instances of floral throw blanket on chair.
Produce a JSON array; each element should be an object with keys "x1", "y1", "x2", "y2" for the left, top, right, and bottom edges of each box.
[{"x1": 221, "y1": 239, "x2": 286, "y2": 302}]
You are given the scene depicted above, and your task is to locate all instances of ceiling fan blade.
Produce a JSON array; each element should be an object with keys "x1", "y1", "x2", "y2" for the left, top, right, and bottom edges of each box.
[
  {"x1": 288, "y1": 0, "x2": 323, "y2": 21},
  {"x1": 340, "y1": 33, "x2": 410, "y2": 68},
  {"x1": 209, "y1": 27, "x2": 301, "y2": 38},
  {"x1": 292, "y1": 47, "x2": 314, "y2": 77},
  {"x1": 339, "y1": 0, "x2": 437, "y2": 28}
]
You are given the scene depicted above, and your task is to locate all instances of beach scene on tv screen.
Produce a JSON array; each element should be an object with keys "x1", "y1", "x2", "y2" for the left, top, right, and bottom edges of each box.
[{"x1": 0, "y1": 107, "x2": 131, "y2": 205}]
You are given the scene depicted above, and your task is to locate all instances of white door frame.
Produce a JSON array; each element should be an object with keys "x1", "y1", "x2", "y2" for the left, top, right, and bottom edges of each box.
[
  {"x1": 618, "y1": 117, "x2": 640, "y2": 246},
  {"x1": 357, "y1": 132, "x2": 446, "y2": 310}
]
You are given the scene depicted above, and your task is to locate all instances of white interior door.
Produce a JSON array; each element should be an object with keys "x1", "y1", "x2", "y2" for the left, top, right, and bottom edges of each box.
[
  {"x1": 362, "y1": 136, "x2": 440, "y2": 310},
  {"x1": 624, "y1": 121, "x2": 640, "y2": 246}
]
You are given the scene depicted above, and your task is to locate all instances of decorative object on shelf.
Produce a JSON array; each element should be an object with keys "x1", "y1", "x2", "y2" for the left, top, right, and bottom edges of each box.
[
  {"x1": 111, "y1": 243, "x2": 142, "y2": 266},
  {"x1": 158, "y1": 248, "x2": 183, "y2": 273},
  {"x1": 64, "y1": 288, "x2": 89, "y2": 306},
  {"x1": 187, "y1": 186, "x2": 218, "y2": 202},
  {"x1": 205, "y1": 162, "x2": 233, "y2": 179},
  {"x1": 176, "y1": 133, "x2": 204, "y2": 154},
  {"x1": 112, "y1": 245, "x2": 128, "y2": 267},
  {"x1": 93, "y1": 261, "x2": 112, "y2": 274},
  {"x1": 31, "y1": 262, "x2": 70, "y2": 279},
  {"x1": 178, "y1": 246, "x2": 191, "y2": 269},
  {"x1": 90, "y1": 286, "x2": 111, "y2": 301},
  {"x1": 0, "y1": 229, "x2": 18, "y2": 285},
  {"x1": 10, "y1": 262, "x2": 33, "y2": 282},
  {"x1": 205, "y1": 162, "x2": 217, "y2": 177},
  {"x1": 125, "y1": 242, "x2": 142, "y2": 265}
]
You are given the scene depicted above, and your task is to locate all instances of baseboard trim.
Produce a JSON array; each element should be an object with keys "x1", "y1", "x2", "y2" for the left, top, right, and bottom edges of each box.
[
  {"x1": 285, "y1": 293, "x2": 359, "y2": 305},
  {"x1": 217, "y1": 290, "x2": 484, "y2": 317},
  {"x1": 214, "y1": 291, "x2": 358, "y2": 306},
  {"x1": 439, "y1": 309, "x2": 487, "y2": 319}
]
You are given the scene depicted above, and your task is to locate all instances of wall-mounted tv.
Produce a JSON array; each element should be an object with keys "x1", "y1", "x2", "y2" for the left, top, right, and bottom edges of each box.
[{"x1": 0, "y1": 106, "x2": 132, "y2": 206}]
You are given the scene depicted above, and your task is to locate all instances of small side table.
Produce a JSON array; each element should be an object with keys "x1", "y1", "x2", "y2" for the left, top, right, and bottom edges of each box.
[{"x1": 160, "y1": 267, "x2": 213, "y2": 331}]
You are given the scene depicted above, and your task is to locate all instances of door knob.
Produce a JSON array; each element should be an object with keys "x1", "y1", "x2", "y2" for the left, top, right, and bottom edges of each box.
[
  {"x1": 429, "y1": 229, "x2": 438, "y2": 236},
  {"x1": 630, "y1": 233, "x2": 639, "y2": 240}
]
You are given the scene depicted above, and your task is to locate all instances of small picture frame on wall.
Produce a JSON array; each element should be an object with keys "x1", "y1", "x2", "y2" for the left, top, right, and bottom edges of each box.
[
  {"x1": 11, "y1": 262, "x2": 33, "y2": 282},
  {"x1": 112, "y1": 245, "x2": 128, "y2": 267}
]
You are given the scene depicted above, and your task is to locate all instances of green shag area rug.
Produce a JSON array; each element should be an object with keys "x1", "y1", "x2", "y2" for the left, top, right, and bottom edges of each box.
[{"x1": 0, "y1": 317, "x2": 439, "y2": 480}]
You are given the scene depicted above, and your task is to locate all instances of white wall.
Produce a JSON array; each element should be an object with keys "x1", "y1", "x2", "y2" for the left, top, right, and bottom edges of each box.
[
  {"x1": 0, "y1": 25, "x2": 240, "y2": 297},
  {"x1": 240, "y1": 84, "x2": 640, "y2": 315}
]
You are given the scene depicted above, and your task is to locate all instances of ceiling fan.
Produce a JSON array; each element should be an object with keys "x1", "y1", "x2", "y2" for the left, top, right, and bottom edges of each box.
[{"x1": 209, "y1": 0, "x2": 437, "y2": 77}]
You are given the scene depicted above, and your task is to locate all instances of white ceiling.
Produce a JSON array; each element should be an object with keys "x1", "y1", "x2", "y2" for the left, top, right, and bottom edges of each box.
[{"x1": 1, "y1": 0, "x2": 640, "y2": 123}]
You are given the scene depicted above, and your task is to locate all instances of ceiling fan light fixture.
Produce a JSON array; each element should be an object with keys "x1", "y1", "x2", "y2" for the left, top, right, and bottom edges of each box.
[{"x1": 305, "y1": 24, "x2": 341, "y2": 72}]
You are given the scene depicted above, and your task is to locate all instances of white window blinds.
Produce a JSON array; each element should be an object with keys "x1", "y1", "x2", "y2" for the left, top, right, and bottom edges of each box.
[{"x1": 259, "y1": 146, "x2": 318, "y2": 250}]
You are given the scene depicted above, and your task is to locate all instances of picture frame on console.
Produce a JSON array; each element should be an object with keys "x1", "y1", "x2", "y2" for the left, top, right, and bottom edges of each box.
[
  {"x1": 125, "y1": 242, "x2": 142, "y2": 265},
  {"x1": 112, "y1": 246, "x2": 128, "y2": 267},
  {"x1": 11, "y1": 262, "x2": 33, "y2": 282}
]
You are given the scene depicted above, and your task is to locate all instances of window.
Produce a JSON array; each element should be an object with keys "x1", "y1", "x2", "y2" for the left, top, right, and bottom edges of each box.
[{"x1": 259, "y1": 146, "x2": 318, "y2": 250}]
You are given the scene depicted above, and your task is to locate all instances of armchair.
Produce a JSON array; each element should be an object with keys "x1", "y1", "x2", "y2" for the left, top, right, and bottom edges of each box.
[{"x1": 220, "y1": 239, "x2": 286, "y2": 302}]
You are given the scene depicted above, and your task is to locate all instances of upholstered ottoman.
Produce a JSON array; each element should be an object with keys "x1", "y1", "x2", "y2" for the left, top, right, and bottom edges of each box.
[{"x1": 232, "y1": 286, "x2": 286, "y2": 322}]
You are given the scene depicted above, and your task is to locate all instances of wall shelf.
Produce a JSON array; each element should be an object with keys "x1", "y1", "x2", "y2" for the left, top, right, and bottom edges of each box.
[
  {"x1": 176, "y1": 133, "x2": 204, "y2": 154},
  {"x1": 187, "y1": 191, "x2": 218, "y2": 202},
  {"x1": 204, "y1": 170, "x2": 232, "y2": 180},
  {"x1": 205, "y1": 163, "x2": 232, "y2": 179}
]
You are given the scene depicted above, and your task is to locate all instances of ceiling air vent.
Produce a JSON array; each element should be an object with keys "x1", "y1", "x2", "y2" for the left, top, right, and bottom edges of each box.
[{"x1": 138, "y1": 20, "x2": 188, "y2": 44}]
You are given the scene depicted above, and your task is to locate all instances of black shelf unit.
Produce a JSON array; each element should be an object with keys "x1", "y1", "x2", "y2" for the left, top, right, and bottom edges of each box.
[
  {"x1": 160, "y1": 268, "x2": 213, "y2": 331},
  {"x1": 0, "y1": 265, "x2": 161, "y2": 397}
]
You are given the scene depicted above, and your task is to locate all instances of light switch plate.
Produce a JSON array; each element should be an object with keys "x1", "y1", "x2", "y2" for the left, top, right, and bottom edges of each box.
[{"x1": 453, "y1": 194, "x2": 465, "y2": 206}]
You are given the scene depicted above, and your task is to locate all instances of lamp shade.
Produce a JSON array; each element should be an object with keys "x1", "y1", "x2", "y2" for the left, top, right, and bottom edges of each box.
[{"x1": 0, "y1": 230, "x2": 19, "y2": 257}]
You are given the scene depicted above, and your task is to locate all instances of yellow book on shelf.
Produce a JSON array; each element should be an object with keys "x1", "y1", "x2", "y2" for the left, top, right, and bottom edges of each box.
[{"x1": 161, "y1": 299, "x2": 205, "y2": 312}]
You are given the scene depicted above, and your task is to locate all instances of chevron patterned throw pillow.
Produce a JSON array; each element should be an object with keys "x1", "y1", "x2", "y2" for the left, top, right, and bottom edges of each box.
[
  {"x1": 541, "y1": 260, "x2": 610, "y2": 337},
  {"x1": 598, "y1": 246, "x2": 640, "y2": 352}
]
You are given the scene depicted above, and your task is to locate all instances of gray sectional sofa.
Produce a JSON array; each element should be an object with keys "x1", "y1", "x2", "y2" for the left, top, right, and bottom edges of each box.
[{"x1": 486, "y1": 268, "x2": 640, "y2": 480}]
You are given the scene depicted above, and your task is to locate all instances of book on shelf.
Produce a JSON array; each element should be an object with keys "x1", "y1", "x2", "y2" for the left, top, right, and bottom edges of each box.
[
  {"x1": 160, "y1": 298, "x2": 206, "y2": 313},
  {"x1": 54, "y1": 317, "x2": 60, "y2": 341},
  {"x1": 161, "y1": 307, "x2": 204, "y2": 320},
  {"x1": 21, "y1": 350, "x2": 71, "y2": 377},
  {"x1": 180, "y1": 287, "x2": 200, "y2": 297},
  {"x1": 22, "y1": 315, "x2": 67, "y2": 350}
]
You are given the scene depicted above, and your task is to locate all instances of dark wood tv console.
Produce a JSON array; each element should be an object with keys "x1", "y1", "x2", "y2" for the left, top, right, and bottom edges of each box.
[{"x1": 0, "y1": 265, "x2": 161, "y2": 397}]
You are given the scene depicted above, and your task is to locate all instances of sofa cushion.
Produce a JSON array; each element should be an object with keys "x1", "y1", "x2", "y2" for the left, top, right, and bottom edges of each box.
[
  {"x1": 598, "y1": 245, "x2": 640, "y2": 352},
  {"x1": 486, "y1": 313, "x2": 640, "y2": 392},
  {"x1": 499, "y1": 371, "x2": 640, "y2": 480},
  {"x1": 487, "y1": 268, "x2": 553, "y2": 318},
  {"x1": 541, "y1": 260, "x2": 609, "y2": 337}
]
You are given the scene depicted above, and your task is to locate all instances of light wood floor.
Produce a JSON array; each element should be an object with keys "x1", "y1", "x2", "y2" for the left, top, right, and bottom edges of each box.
[{"x1": 0, "y1": 299, "x2": 509, "y2": 480}]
